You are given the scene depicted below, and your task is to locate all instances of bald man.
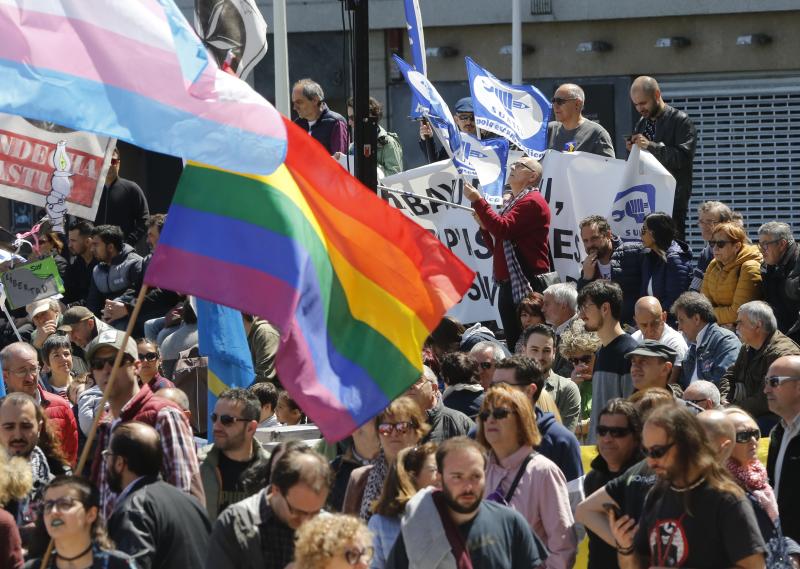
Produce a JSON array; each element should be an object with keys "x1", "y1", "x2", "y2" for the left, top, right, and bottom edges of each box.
[
  {"x1": 631, "y1": 297, "x2": 688, "y2": 374},
  {"x1": 628, "y1": 76, "x2": 697, "y2": 240},
  {"x1": 697, "y1": 409, "x2": 736, "y2": 459},
  {"x1": 547, "y1": 83, "x2": 614, "y2": 157},
  {"x1": 464, "y1": 157, "x2": 551, "y2": 351}
]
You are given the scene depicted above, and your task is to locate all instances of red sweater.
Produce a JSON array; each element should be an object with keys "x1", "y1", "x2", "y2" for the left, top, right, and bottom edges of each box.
[{"x1": 474, "y1": 190, "x2": 551, "y2": 281}]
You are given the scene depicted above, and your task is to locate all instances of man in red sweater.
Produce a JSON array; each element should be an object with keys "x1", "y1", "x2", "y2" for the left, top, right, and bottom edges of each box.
[
  {"x1": 1, "y1": 341, "x2": 78, "y2": 466},
  {"x1": 465, "y1": 156, "x2": 551, "y2": 350}
]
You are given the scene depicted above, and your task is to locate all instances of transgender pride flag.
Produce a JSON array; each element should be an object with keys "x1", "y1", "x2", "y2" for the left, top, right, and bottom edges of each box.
[{"x1": 0, "y1": 0, "x2": 286, "y2": 175}]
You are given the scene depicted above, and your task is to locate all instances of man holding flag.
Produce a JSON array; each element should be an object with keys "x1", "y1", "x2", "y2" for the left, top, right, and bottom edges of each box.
[{"x1": 464, "y1": 157, "x2": 551, "y2": 350}]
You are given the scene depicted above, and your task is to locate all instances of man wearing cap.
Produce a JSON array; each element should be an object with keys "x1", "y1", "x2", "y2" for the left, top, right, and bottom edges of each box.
[
  {"x1": 625, "y1": 339, "x2": 683, "y2": 398},
  {"x1": 547, "y1": 83, "x2": 614, "y2": 157},
  {"x1": 419, "y1": 96, "x2": 477, "y2": 163},
  {"x1": 27, "y1": 297, "x2": 61, "y2": 350},
  {"x1": 86, "y1": 328, "x2": 205, "y2": 518},
  {"x1": 59, "y1": 305, "x2": 113, "y2": 374}
]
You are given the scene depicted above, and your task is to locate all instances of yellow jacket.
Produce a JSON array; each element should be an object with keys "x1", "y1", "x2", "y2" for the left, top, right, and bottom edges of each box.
[{"x1": 701, "y1": 244, "x2": 763, "y2": 325}]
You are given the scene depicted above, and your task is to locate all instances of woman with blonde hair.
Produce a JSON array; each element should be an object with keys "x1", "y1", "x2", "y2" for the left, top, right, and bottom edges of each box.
[
  {"x1": 559, "y1": 325, "x2": 602, "y2": 441},
  {"x1": 479, "y1": 384, "x2": 577, "y2": 569},
  {"x1": 701, "y1": 221, "x2": 763, "y2": 326},
  {"x1": 367, "y1": 443, "x2": 439, "y2": 569},
  {"x1": 293, "y1": 513, "x2": 373, "y2": 569},
  {"x1": 343, "y1": 397, "x2": 430, "y2": 520},
  {"x1": 0, "y1": 450, "x2": 31, "y2": 569}
]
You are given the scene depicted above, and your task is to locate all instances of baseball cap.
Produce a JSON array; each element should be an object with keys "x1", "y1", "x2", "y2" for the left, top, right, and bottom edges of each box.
[
  {"x1": 624, "y1": 340, "x2": 678, "y2": 364},
  {"x1": 27, "y1": 298, "x2": 55, "y2": 320},
  {"x1": 454, "y1": 97, "x2": 473, "y2": 113},
  {"x1": 58, "y1": 306, "x2": 95, "y2": 332},
  {"x1": 85, "y1": 328, "x2": 138, "y2": 363}
]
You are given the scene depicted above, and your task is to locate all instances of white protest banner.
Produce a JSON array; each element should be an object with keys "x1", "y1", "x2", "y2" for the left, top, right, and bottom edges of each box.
[
  {"x1": 0, "y1": 113, "x2": 115, "y2": 228},
  {"x1": 382, "y1": 161, "x2": 501, "y2": 326},
  {"x1": 539, "y1": 147, "x2": 675, "y2": 283}
]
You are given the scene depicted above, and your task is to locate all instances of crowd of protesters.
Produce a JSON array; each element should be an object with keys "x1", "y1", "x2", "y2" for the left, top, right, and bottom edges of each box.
[{"x1": 0, "y1": 73, "x2": 799, "y2": 569}]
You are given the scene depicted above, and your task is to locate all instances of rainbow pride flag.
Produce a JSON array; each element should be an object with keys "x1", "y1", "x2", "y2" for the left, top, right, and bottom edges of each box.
[
  {"x1": 0, "y1": 0, "x2": 286, "y2": 175},
  {"x1": 145, "y1": 116, "x2": 474, "y2": 440}
]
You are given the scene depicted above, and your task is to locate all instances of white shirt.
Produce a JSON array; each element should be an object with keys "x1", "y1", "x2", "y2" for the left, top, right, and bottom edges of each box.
[
  {"x1": 774, "y1": 412, "x2": 800, "y2": 500},
  {"x1": 688, "y1": 324, "x2": 710, "y2": 383},
  {"x1": 597, "y1": 261, "x2": 611, "y2": 279},
  {"x1": 631, "y1": 323, "x2": 689, "y2": 364}
]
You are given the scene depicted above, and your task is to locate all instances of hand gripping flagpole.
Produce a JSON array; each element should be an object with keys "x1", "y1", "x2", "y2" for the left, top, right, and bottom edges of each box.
[{"x1": 40, "y1": 284, "x2": 150, "y2": 569}]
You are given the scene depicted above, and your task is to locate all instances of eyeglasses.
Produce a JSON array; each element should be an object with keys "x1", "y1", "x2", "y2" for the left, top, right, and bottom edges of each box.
[
  {"x1": 90, "y1": 356, "x2": 117, "y2": 370},
  {"x1": 41, "y1": 496, "x2": 80, "y2": 514},
  {"x1": 456, "y1": 114, "x2": 475, "y2": 122},
  {"x1": 758, "y1": 239, "x2": 783, "y2": 250},
  {"x1": 210, "y1": 413, "x2": 249, "y2": 426},
  {"x1": 478, "y1": 361, "x2": 494, "y2": 370},
  {"x1": 735, "y1": 429, "x2": 761, "y2": 444},
  {"x1": 708, "y1": 240, "x2": 733, "y2": 249},
  {"x1": 568, "y1": 355, "x2": 593, "y2": 366},
  {"x1": 511, "y1": 161, "x2": 535, "y2": 172},
  {"x1": 641, "y1": 442, "x2": 674, "y2": 459},
  {"x1": 282, "y1": 493, "x2": 321, "y2": 519},
  {"x1": 378, "y1": 421, "x2": 414, "y2": 436},
  {"x1": 344, "y1": 546, "x2": 375, "y2": 565},
  {"x1": 579, "y1": 303, "x2": 598, "y2": 313},
  {"x1": 5, "y1": 365, "x2": 40, "y2": 378},
  {"x1": 683, "y1": 398, "x2": 708, "y2": 406},
  {"x1": 765, "y1": 375, "x2": 800, "y2": 388},
  {"x1": 138, "y1": 351, "x2": 159, "y2": 362},
  {"x1": 597, "y1": 426, "x2": 632, "y2": 438},
  {"x1": 478, "y1": 407, "x2": 514, "y2": 422},
  {"x1": 551, "y1": 97, "x2": 577, "y2": 106}
]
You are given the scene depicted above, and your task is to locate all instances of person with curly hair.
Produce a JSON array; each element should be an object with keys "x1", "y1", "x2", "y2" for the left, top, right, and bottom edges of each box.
[
  {"x1": 292, "y1": 513, "x2": 373, "y2": 569},
  {"x1": 559, "y1": 325, "x2": 602, "y2": 442}
]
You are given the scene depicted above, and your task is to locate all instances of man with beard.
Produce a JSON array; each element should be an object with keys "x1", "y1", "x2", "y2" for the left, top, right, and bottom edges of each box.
[
  {"x1": 63, "y1": 219, "x2": 96, "y2": 305},
  {"x1": 577, "y1": 215, "x2": 643, "y2": 326},
  {"x1": 386, "y1": 437, "x2": 548, "y2": 569},
  {"x1": 94, "y1": 147, "x2": 150, "y2": 247},
  {"x1": 199, "y1": 388, "x2": 271, "y2": 520},
  {"x1": 106, "y1": 422, "x2": 211, "y2": 569},
  {"x1": 627, "y1": 76, "x2": 697, "y2": 240},
  {"x1": 610, "y1": 405, "x2": 764, "y2": 569},
  {"x1": 577, "y1": 281, "x2": 639, "y2": 443}
]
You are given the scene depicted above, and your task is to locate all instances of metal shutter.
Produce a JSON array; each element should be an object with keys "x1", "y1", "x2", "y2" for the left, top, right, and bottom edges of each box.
[{"x1": 659, "y1": 77, "x2": 800, "y2": 253}]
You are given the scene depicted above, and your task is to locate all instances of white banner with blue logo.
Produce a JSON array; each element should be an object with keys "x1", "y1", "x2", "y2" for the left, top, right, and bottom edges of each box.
[
  {"x1": 539, "y1": 147, "x2": 675, "y2": 283},
  {"x1": 466, "y1": 57, "x2": 551, "y2": 158},
  {"x1": 457, "y1": 133, "x2": 509, "y2": 205},
  {"x1": 403, "y1": 0, "x2": 427, "y2": 119}
]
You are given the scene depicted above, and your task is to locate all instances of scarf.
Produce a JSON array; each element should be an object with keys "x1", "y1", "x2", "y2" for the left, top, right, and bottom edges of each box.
[
  {"x1": 359, "y1": 450, "x2": 389, "y2": 521},
  {"x1": 432, "y1": 490, "x2": 474, "y2": 569},
  {"x1": 499, "y1": 187, "x2": 534, "y2": 303},
  {"x1": 727, "y1": 458, "x2": 779, "y2": 522}
]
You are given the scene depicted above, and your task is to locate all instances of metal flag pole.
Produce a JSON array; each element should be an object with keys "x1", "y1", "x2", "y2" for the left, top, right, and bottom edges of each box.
[{"x1": 378, "y1": 184, "x2": 474, "y2": 211}]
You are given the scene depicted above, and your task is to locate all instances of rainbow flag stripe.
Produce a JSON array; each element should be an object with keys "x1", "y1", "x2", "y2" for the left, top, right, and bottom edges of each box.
[{"x1": 146, "y1": 117, "x2": 474, "y2": 440}]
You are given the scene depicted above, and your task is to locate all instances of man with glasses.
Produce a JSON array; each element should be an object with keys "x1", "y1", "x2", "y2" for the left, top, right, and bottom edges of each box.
[
  {"x1": 106, "y1": 422, "x2": 211, "y2": 569},
  {"x1": 404, "y1": 366, "x2": 474, "y2": 444},
  {"x1": 758, "y1": 222, "x2": 800, "y2": 342},
  {"x1": 464, "y1": 156, "x2": 550, "y2": 352},
  {"x1": 546, "y1": 83, "x2": 614, "y2": 157},
  {"x1": 682, "y1": 379, "x2": 722, "y2": 411},
  {"x1": 199, "y1": 388, "x2": 270, "y2": 520},
  {"x1": 469, "y1": 340, "x2": 506, "y2": 389},
  {"x1": 1, "y1": 341, "x2": 78, "y2": 465},
  {"x1": 95, "y1": 147, "x2": 150, "y2": 247},
  {"x1": 418, "y1": 97, "x2": 476, "y2": 163},
  {"x1": 208, "y1": 444, "x2": 332, "y2": 569},
  {"x1": 86, "y1": 328, "x2": 204, "y2": 518},
  {"x1": 766, "y1": 355, "x2": 800, "y2": 542}
]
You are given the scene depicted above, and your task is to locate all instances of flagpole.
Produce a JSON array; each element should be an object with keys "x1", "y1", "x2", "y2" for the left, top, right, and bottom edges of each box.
[
  {"x1": 273, "y1": 0, "x2": 290, "y2": 116},
  {"x1": 511, "y1": 0, "x2": 522, "y2": 84},
  {"x1": 39, "y1": 284, "x2": 150, "y2": 569},
  {"x1": 378, "y1": 185, "x2": 473, "y2": 212}
]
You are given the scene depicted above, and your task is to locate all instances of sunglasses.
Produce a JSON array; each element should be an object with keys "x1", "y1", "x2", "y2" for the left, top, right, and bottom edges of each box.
[
  {"x1": 478, "y1": 361, "x2": 494, "y2": 370},
  {"x1": 138, "y1": 351, "x2": 159, "y2": 362},
  {"x1": 551, "y1": 96, "x2": 577, "y2": 105},
  {"x1": 478, "y1": 407, "x2": 514, "y2": 422},
  {"x1": 210, "y1": 413, "x2": 249, "y2": 426},
  {"x1": 378, "y1": 421, "x2": 413, "y2": 436},
  {"x1": 597, "y1": 426, "x2": 632, "y2": 438},
  {"x1": 708, "y1": 240, "x2": 733, "y2": 249},
  {"x1": 641, "y1": 442, "x2": 674, "y2": 459},
  {"x1": 90, "y1": 356, "x2": 117, "y2": 370},
  {"x1": 344, "y1": 546, "x2": 374, "y2": 565},
  {"x1": 568, "y1": 355, "x2": 593, "y2": 366},
  {"x1": 735, "y1": 429, "x2": 760, "y2": 444},
  {"x1": 511, "y1": 161, "x2": 535, "y2": 172},
  {"x1": 765, "y1": 375, "x2": 800, "y2": 388}
]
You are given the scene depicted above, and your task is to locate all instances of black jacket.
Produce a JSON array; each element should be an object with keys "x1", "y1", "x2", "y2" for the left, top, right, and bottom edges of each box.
[
  {"x1": 633, "y1": 104, "x2": 697, "y2": 208},
  {"x1": 639, "y1": 239, "x2": 693, "y2": 315},
  {"x1": 107, "y1": 477, "x2": 212, "y2": 569},
  {"x1": 762, "y1": 241, "x2": 800, "y2": 338},
  {"x1": 95, "y1": 177, "x2": 150, "y2": 245},
  {"x1": 421, "y1": 399, "x2": 474, "y2": 444},
  {"x1": 767, "y1": 421, "x2": 800, "y2": 543},
  {"x1": 577, "y1": 235, "x2": 644, "y2": 325}
]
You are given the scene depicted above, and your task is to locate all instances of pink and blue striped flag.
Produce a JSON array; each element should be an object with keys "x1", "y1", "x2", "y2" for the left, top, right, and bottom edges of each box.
[{"x1": 0, "y1": 0, "x2": 286, "y2": 175}]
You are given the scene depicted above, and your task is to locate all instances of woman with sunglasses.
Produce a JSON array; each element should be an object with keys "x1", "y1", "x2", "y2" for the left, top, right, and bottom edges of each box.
[
  {"x1": 479, "y1": 384, "x2": 577, "y2": 569},
  {"x1": 701, "y1": 221, "x2": 763, "y2": 327},
  {"x1": 25, "y1": 476, "x2": 136, "y2": 569},
  {"x1": 342, "y1": 397, "x2": 430, "y2": 520},
  {"x1": 292, "y1": 513, "x2": 373, "y2": 569},
  {"x1": 559, "y1": 325, "x2": 602, "y2": 442},
  {"x1": 368, "y1": 443, "x2": 439, "y2": 569},
  {"x1": 639, "y1": 212, "x2": 692, "y2": 316},
  {"x1": 135, "y1": 339, "x2": 174, "y2": 393}
]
